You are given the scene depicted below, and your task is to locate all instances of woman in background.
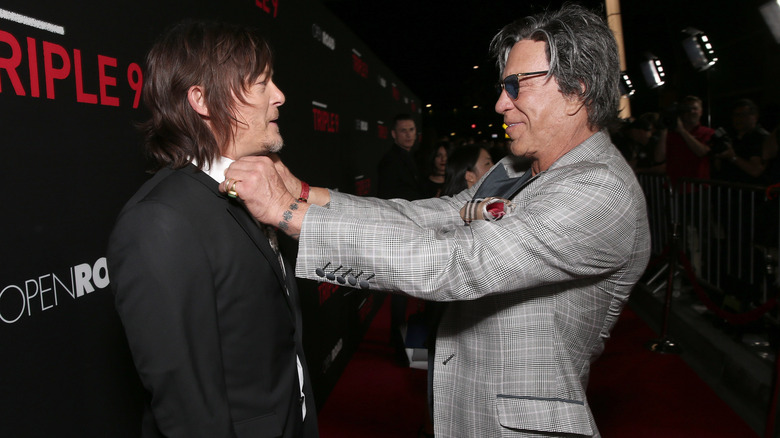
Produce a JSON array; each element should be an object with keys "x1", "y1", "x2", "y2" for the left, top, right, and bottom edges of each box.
[
  {"x1": 420, "y1": 142, "x2": 449, "y2": 198},
  {"x1": 442, "y1": 144, "x2": 494, "y2": 196}
]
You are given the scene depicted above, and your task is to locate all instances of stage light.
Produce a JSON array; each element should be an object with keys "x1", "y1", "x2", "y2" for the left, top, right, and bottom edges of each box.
[
  {"x1": 640, "y1": 53, "x2": 666, "y2": 89},
  {"x1": 760, "y1": 1, "x2": 780, "y2": 44},
  {"x1": 619, "y1": 72, "x2": 635, "y2": 97},
  {"x1": 681, "y1": 27, "x2": 718, "y2": 71}
]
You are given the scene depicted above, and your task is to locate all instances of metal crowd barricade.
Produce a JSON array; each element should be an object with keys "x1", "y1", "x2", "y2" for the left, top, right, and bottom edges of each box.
[
  {"x1": 678, "y1": 178, "x2": 779, "y2": 305},
  {"x1": 636, "y1": 173, "x2": 673, "y2": 260},
  {"x1": 637, "y1": 173, "x2": 780, "y2": 315},
  {"x1": 639, "y1": 173, "x2": 780, "y2": 438}
]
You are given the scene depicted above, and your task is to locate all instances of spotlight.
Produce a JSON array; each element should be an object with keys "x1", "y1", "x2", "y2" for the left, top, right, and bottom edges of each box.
[
  {"x1": 619, "y1": 72, "x2": 635, "y2": 97},
  {"x1": 681, "y1": 28, "x2": 718, "y2": 71},
  {"x1": 640, "y1": 53, "x2": 666, "y2": 89},
  {"x1": 760, "y1": 1, "x2": 780, "y2": 44}
]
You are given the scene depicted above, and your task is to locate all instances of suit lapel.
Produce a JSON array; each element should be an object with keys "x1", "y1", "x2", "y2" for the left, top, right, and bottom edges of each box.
[
  {"x1": 225, "y1": 204, "x2": 288, "y2": 288},
  {"x1": 473, "y1": 160, "x2": 537, "y2": 200},
  {"x1": 184, "y1": 165, "x2": 289, "y2": 292}
]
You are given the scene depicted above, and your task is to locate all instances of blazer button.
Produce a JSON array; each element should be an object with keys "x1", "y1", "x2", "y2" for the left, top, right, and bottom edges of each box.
[
  {"x1": 349, "y1": 271, "x2": 365, "y2": 287},
  {"x1": 337, "y1": 268, "x2": 353, "y2": 284},
  {"x1": 326, "y1": 265, "x2": 343, "y2": 281},
  {"x1": 315, "y1": 262, "x2": 331, "y2": 277},
  {"x1": 358, "y1": 274, "x2": 375, "y2": 289}
]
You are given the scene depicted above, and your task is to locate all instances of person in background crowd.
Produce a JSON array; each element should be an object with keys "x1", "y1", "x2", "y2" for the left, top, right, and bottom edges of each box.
[
  {"x1": 107, "y1": 20, "x2": 317, "y2": 438},
  {"x1": 421, "y1": 142, "x2": 449, "y2": 198},
  {"x1": 613, "y1": 114, "x2": 665, "y2": 174},
  {"x1": 377, "y1": 113, "x2": 424, "y2": 201},
  {"x1": 764, "y1": 127, "x2": 780, "y2": 185},
  {"x1": 377, "y1": 113, "x2": 426, "y2": 365},
  {"x1": 614, "y1": 117, "x2": 652, "y2": 169},
  {"x1": 714, "y1": 98, "x2": 770, "y2": 186},
  {"x1": 656, "y1": 95, "x2": 715, "y2": 188},
  {"x1": 634, "y1": 112, "x2": 666, "y2": 173},
  {"x1": 222, "y1": 4, "x2": 650, "y2": 436},
  {"x1": 442, "y1": 144, "x2": 494, "y2": 195}
]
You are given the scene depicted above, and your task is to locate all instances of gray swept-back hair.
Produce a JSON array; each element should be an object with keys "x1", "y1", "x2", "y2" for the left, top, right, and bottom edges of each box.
[{"x1": 490, "y1": 3, "x2": 620, "y2": 130}]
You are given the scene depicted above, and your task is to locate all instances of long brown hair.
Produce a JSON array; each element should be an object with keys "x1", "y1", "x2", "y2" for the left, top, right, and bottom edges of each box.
[{"x1": 141, "y1": 20, "x2": 273, "y2": 170}]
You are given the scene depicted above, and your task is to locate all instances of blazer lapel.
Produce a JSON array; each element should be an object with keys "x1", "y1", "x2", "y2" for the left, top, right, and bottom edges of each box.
[
  {"x1": 473, "y1": 161, "x2": 536, "y2": 200},
  {"x1": 225, "y1": 203, "x2": 288, "y2": 288},
  {"x1": 185, "y1": 165, "x2": 288, "y2": 292}
]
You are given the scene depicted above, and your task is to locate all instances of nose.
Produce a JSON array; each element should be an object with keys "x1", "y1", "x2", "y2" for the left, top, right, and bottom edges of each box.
[
  {"x1": 495, "y1": 88, "x2": 513, "y2": 114},
  {"x1": 271, "y1": 81, "x2": 285, "y2": 106}
]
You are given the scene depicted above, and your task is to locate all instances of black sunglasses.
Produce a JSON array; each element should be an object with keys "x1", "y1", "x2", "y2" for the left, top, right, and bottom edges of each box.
[{"x1": 498, "y1": 70, "x2": 549, "y2": 99}]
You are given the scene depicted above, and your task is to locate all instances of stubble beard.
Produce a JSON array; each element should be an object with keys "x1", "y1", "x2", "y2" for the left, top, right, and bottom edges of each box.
[{"x1": 266, "y1": 136, "x2": 284, "y2": 154}]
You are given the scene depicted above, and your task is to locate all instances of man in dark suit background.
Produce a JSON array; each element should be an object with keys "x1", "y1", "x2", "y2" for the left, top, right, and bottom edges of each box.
[
  {"x1": 377, "y1": 113, "x2": 424, "y2": 201},
  {"x1": 376, "y1": 113, "x2": 425, "y2": 364},
  {"x1": 107, "y1": 20, "x2": 317, "y2": 438}
]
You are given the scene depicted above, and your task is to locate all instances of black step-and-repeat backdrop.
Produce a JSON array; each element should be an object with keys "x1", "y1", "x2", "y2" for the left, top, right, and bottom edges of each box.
[{"x1": 0, "y1": 1, "x2": 419, "y2": 436}]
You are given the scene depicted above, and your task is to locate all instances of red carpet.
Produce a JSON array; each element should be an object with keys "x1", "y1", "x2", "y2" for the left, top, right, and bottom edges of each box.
[
  {"x1": 318, "y1": 296, "x2": 759, "y2": 437},
  {"x1": 317, "y1": 295, "x2": 429, "y2": 437}
]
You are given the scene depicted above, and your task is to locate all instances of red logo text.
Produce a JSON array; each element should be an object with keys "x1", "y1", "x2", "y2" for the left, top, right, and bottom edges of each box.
[
  {"x1": 313, "y1": 107, "x2": 339, "y2": 133},
  {"x1": 351, "y1": 53, "x2": 368, "y2": 78},
  {"x1": 0, "y1": 29, "x2": 142, "y2": 108},
  {"x1": 255, "y1": 0, "x2": 279, "y2": 18}
]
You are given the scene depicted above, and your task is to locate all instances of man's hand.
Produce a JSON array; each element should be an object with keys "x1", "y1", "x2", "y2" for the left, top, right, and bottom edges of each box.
[
  {"x1": 222, "y1": 156, "x2": 308, "y2": 238},
  {"x1": 673, "y1": 117, "x2": 684, "y2": 133},
  {"x1": 717, "y1": 145, "x2": 736, "y2": 161},
  {"x1": 268, "y1": 154, "x2": 302, "y2": 198}
]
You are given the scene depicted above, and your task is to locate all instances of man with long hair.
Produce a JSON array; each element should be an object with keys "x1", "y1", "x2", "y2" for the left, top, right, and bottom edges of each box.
[{"x1": 107, "y1": 20, "x2": 317, "y2": 437}]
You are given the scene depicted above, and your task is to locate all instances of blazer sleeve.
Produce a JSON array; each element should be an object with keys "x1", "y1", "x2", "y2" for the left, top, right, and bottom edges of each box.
[
  {"x1": 324, "y1": 188, "x2": 471, "y2": 228},
  {"x1": 108, "y1": 200, "x2": 234, "y2": 438},
  {"x1": 296, "y1": 165, "x2": 646, "y2": 302}
]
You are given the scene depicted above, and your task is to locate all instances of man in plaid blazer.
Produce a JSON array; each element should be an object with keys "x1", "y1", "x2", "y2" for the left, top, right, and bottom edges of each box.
[{"x1": 225, "y1": 5, "x2": 650, "y2": 437}]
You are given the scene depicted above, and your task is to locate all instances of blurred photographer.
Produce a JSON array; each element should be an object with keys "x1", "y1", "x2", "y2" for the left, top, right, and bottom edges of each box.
[
  {"x1": 713, "y1": 98, "x2": 769, "y2": 186},
  {"x1": 655, "y1": 95, "x2": 714, "y2": 189}
]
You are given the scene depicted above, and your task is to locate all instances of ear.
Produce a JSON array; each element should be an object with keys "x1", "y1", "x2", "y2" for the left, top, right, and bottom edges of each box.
[
  {"x1": 390, "y1": 129, "x2": 397, "y2": 141},
  {"x1": 566, "y1": 98, "x2": 587, "y2": 117},
  {"x1": 187, "y1": 85, "x2": 209, "y2": 117},
  {"x1": 465, "y1": 170, "x2": 476, "y2": 184},
  {"x1": 565, "y1": 82, "x2": 587, "y2": 117}
]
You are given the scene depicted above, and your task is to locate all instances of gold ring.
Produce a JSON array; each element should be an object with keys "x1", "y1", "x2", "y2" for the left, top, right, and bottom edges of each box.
[{"x1": 227, "y1": 179, "x2": 240, "y2": 198}]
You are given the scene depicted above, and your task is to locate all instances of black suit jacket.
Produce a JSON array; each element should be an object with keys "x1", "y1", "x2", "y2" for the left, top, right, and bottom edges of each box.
[
  {"x1": 108, "y1": 164, "x2": 317, "y2": 438},
  {"x1": 377, "y1": 144, "x2": 424, "y2": 200}
]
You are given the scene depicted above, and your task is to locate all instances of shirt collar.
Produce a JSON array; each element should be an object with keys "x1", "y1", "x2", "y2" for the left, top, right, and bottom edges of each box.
[{"x1": 196, "y1": 156, "x2": 234, "y2": 184}]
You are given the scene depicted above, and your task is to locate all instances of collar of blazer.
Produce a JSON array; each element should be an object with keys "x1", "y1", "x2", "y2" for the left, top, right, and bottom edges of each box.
[{"x1": 180, "y1": 164, "x2": 293, "y2": 303}]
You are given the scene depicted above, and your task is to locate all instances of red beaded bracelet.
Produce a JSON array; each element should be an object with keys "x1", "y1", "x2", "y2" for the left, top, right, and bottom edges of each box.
[{"x1": 298, "y1": 181, "x2": 310, "y2": 203}]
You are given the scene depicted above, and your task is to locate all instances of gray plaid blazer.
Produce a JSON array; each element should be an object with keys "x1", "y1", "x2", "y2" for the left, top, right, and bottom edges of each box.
[{"x1": 296, "y1": 130, "x2": 651, "y2": 437}]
